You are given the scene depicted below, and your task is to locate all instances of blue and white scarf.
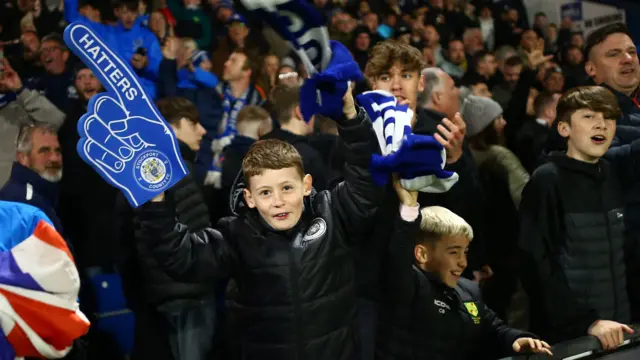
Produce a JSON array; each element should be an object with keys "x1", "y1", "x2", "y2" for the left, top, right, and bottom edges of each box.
[
  {"x1": 238, "y1": 0, "x2": 362, "y2": 122},
  {"x1": 357, "y1": 90, "x2": 459, "y2": 193},
  {"x1": 205, "y1": 85, "x2": 254, "y2": 188}
]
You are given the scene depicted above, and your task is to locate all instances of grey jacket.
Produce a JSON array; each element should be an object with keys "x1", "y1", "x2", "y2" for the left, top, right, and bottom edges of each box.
[{"x1": 0, "y1": 89, "x2": 65, "y2": 185}]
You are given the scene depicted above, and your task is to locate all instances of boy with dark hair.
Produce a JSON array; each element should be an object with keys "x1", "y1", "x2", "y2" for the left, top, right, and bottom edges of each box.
[
  {"x1": 133, "y1": 87, "x2": 380, "y2": 360},
  {"x1": 116, "y1": 96, "x2": 214, "y2": 360},
  {"x1": 377, "y1": 179, "x2": 552, "y2": 359},
  {"x1": 519, "y1": 86, "x2": 640, "y2": 349},
  {"x1": 261, "y1": 83, "x2": 327, "y2": 191}
]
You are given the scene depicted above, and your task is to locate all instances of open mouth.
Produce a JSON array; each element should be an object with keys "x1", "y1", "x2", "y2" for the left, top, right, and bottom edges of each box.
[
  {"x1": 273, "y1": 212, "x2": 290, "y2": 221},
  {"x1": 450, "y1": 270, "x2": 462, "y2": 277},
  {"x1": 591, "y1": 135, "x2": 606, "y2": 144},
  {"x1": 621, "y1": 68, "x2": 635, "y2": 75}
]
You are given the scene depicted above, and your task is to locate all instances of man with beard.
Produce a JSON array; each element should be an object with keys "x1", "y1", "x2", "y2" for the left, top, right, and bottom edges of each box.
[
  {"x1": 0, "y1": 57, "x2": 64, "y2": 189},
  {"x1": 9, "y1": 30, "x2": 43, "y2": 78},
  {"x1": 0, "y1": 124, "x2": 65, "y2": 236}
]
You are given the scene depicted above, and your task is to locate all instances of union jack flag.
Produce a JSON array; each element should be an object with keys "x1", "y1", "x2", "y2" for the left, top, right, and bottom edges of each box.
[{"x1": 0, "y1": 201, "x2": 90, "y2": 359}]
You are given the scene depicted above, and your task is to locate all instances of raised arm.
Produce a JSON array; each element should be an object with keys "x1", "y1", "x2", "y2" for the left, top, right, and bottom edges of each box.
[
  {"x1": 383, "y1": 179, "x2": 421, "y2": 305},
  {"x1": 0, "y1": 59, "x2": 64, "y2": 129},
  {"x1": 331, "y1": 87, "x2": 382, "y2": 239},
  {"x1": 135, "y1": 174, "x2": 237, "y2": 281}
]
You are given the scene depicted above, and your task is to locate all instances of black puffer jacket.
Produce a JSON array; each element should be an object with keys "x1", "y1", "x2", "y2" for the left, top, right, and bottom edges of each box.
[
  {"x1": 135, "y1": 108, "x2": 380, "y2": 360},
  {"x1": 377, "y1": 214, "x2": 533, "y2": 360},
  {"x1": 116, "y1": 142, "x2": 214, "y2": 308},
  {"x1": 519, "y1": 148, "x2": 640, "y2": 344}
]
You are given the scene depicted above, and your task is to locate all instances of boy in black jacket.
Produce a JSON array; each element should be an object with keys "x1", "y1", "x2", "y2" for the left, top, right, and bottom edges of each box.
[
  {"x1": 519, "y1": 86, "x2": 640, "y2": 350},
  {"x1": 377, "y1": 178, "x2": 552, "y2": 360},
  {"x1": 134, "y1": 86, "x2": 381, "y2": 360}
]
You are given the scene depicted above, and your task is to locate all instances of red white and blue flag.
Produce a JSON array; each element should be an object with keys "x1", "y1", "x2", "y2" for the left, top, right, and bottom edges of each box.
[{"x1": 0, "y1": 201, "x2": 90, "y2": 359}]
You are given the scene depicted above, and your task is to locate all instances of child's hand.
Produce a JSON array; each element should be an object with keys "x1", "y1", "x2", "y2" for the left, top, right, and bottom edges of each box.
[
  {"x1": 343, "y1": 82, "x2": 357, "y2": 120},
  {"x1": 392, "y1": 175, "x2": 418, "y2": 207},
  {"x1": 512, "y1": 337, "x2": 552, "y2": 356}
]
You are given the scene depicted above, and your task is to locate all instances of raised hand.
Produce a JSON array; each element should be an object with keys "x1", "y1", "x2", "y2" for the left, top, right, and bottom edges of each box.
[
  {"x1": 64, "y1": 22, "x2": 188, "y2": 207},
  {"x1": 434, "y1": 112, "x2": 465, "y2": 164},
  {"x1": 0, "y1": 58, "x2": 23, "y2": 92}
]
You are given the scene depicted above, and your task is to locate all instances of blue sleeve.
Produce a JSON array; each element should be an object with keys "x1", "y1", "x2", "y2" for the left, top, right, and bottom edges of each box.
[
  {"x1": 192, "y1": 68, "x2": 219, "y2": 88},
  {"x1": 140, "y1": 34, "x2": 162, "y2": 81},
  {"x1": 64, "y1": 0, "x2": 109, "y2": 34}
]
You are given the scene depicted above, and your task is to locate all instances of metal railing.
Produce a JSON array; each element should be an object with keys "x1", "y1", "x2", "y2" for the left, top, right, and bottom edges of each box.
[{"x1": 499, "y1": 325, "x2": 640, "y2": 360}]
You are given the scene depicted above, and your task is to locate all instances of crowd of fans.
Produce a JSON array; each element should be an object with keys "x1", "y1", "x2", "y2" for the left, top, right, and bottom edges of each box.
[{"x1": 1, "y1": 0, "x2": 640, "y2": 359}]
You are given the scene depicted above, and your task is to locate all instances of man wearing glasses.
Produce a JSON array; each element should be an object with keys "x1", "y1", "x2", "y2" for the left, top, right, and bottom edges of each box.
[{"x1": 23, "y1": 33, "x2": 77, "y2": 112}]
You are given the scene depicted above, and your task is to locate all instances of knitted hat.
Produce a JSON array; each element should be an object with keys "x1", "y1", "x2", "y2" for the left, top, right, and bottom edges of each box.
[
  {"x1": 461, "y1": 95, "x2": 503, "y2": 137},
  {"x1": 192, "y1": 50, "x2": 210, "y2": 67}
]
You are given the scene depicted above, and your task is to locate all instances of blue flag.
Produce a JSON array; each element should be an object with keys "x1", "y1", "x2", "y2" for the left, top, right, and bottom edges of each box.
[{"x1": 63, "y1": 22, "x2": 187, "y2": 208}]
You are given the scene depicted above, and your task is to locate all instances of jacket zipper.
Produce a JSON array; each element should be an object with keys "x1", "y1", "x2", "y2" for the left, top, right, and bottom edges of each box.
[
  {"x1": 601, "y1": 179, "x2": 618, "y2": 320},
  {"x1": 288, "y1": 248, "x2": 304, "y2": 359}
]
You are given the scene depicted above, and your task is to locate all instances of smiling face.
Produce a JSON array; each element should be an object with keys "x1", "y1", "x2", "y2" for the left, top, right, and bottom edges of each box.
[
  {"x1": 418, "y1": 235, "x2": 469, "y2": 287},
  {"x1": 244, "y1": 168, "x2": 312, "y2": 231}
]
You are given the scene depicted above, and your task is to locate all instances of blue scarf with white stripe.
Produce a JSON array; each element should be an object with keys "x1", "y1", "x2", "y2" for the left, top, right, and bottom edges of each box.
[{"x1": 357, "y1": 91, "x2": 459, "y2": 193}]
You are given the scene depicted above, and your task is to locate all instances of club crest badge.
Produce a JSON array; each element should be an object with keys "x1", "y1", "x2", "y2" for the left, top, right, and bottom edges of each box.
[
  {"x1": 303, "y1": 218, "x2": 327, "y2": 242},
  {"x1": 464, "y1": 302, "x2": 481, "y2": 324},
  {"x1": 135, "y1": 150, "x2": 172, "y2": 190}
]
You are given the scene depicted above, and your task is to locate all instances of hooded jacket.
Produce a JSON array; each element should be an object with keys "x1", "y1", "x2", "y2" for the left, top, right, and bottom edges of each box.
[
  {"x1": 519, "y1": 146, "x2": 640, "y2": 344},
  {"x1": 378, "y1": 214, "x2": 533, "y2": 360},
  {"x1": 134, "y1": 108, "x2": 380, "y2": 360}
]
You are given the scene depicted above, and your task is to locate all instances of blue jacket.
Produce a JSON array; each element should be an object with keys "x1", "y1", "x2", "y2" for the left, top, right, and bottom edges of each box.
[
  {"x1": 63, "y1": 0, "x2": 162, "y2": 99},
  {"x1": 0, "y1": 163, "x2": 64, "y2": 240}
]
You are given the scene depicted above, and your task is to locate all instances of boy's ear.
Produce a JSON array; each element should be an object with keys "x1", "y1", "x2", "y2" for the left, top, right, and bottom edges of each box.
[
  {"x1": 418, "y1": 73, "x2": 425, "y2": 93},
  {"x1": 558, "y1": 120, "x2": 571, "y2": 138},
  {"x1": 243, "y1": 188, "x2": 256, "y2": 208},
  {"x1": 414, "y1": 244, "x2": 429, "y2": 264},
  {"x1": 303, "y1": 174, "x2": 313, "y2": 196}
]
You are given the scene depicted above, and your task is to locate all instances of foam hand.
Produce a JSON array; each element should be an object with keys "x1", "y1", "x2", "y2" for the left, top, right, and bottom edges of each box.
[{"x1": 64, "y1": 22, "x2": 187, "y2": 208}]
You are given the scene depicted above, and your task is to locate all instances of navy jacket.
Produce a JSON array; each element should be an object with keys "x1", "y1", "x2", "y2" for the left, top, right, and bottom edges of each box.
[{"x1": 0, "y1": 163, "x2": 64, "y2": 239}]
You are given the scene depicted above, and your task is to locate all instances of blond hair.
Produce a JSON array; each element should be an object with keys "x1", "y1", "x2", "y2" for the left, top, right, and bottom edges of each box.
[{"x1": 418, "y1": 206, "x2": 474, "y2": 244}]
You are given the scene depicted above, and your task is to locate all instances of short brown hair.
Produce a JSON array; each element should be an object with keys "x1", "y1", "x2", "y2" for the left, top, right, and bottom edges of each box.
[
  {"x1": 242, "y1": 139, "x2": 304, "y2": 185},
  {"x1": 155, "y1": 97, "x2": 200, "y2": 125},
  {"x1": 556, "y1": 86, "x2": 621, "y2": 125},
  {"x1": 237, "y1": 105, "x2": 270, "y2": 125},
  {"x1": 504, "y1": 55, "x2": 523, "y2": 68},
  {"x1": 365, "y1": 40, "x2": 426, "y2": 80},
  {"x1": 232, "y1": 48, "x2": 256, "y2": 72},
  {"x1": 271, "y1": 84, "x2": 301, "y2": 125}
]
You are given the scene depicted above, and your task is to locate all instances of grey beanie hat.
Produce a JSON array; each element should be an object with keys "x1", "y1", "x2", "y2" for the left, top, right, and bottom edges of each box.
[{"x1": 461, "y1": 95, "x2": 503, "y2": 137}]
